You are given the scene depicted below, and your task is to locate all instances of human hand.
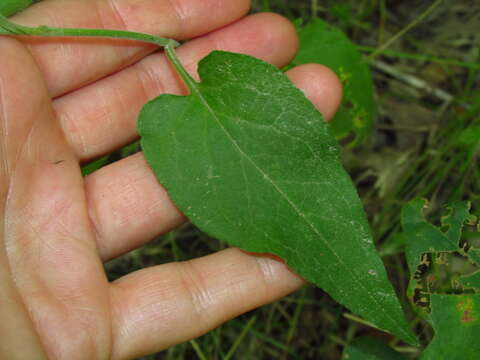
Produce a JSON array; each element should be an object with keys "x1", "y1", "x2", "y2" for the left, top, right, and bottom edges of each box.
[{"x1": 0, "y1": 1, "x2": 342, "y2": 359}]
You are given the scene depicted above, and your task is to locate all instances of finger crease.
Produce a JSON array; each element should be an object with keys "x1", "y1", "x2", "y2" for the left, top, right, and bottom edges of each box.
[
  {"x1": 135, "y1": 60, "x2": 167, "y2": 101},
  {"x1": 104, "y1": 0, "x2": 129, "y2": 30},
  {"x1": 178, "y1": 261, "x2": 214, "y2": 322},
  {"x1": 165, "y1": 0, "x2": 186, "y2": 38}
]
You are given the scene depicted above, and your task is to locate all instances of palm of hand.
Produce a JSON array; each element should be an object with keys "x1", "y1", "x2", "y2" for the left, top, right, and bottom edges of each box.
[{"x1": 0, "y1": 1, "x2": 341, "y2": 359}]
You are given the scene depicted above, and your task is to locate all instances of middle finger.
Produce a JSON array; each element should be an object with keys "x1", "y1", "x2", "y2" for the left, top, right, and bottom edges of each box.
[
  {"x1": 54, "y1": 13, "x2": 298, "y2": 161},
  {"x1": 12, "y1": 0, "x2": 250, "y2": 97}
]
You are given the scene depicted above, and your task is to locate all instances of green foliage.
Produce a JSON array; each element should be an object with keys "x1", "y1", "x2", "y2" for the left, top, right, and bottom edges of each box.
[
  {"x1": 460, "y1": 271, "x2": 480, "y2": 289},
  {"x1": 0, "y1": 0, "x2": 35, "y2": 17},
  {"x1": 4, "y1": 0, "x2": 479, "y2": 358},
  {"x1": 292, "y1": 19, "x2": 376, "y2": 145},
  {"x1": 139, "y1": 49, "x2": 415, "y2": 345},
  {"x1": 401, "y1": 199, "x2": 460, "y2": 300},
  {"x1": 421, "y1": 294, "x2": 480, "y2": 360},
  {"x1": 402, "y1": 199, "x2": 478, "y2": 298},
  {"x1": 401, "y1": 199, "x2": 480, "y2": 358},
  {"x1": 342, "y1": 336, "x2": 406, "y2": 360}
]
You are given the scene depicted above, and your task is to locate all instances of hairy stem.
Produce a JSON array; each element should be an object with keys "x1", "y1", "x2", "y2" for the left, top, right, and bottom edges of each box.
[
  {"x1": 0, "y1": 13, "x2": 179, "y2": 48},
  {"x1": 164, "y1": 44, "x2": 198, "y2": 92}
]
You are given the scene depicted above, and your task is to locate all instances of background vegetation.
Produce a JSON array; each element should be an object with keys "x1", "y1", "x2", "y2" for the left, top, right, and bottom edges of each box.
[{"x1": 104, "y1": 0, "x2": 480, "y2": 358}]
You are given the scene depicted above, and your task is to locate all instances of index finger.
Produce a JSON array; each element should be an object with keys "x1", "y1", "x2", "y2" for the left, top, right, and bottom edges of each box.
[{"x1": 11, "y1": 0, "x2": 251, "y2": 97}]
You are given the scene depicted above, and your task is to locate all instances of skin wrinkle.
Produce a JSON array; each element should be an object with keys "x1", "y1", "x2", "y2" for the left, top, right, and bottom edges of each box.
[
  {"x1": 93, "y1": 1, "x2": 129, "y2": 71},
  {"x1": 20, "y1": 6, "x2": 76, "y2": 94},
  {"x1": 93, "y1": 85, "x2": 118, "y2": 153},
  {"x1": 96, "y1": 0, "x2": 154, "y2": 76},
  {"x1": 110, "y1": 271, "x2": 182, "y2": 344},
  {"x1": 165, "y1": 0, "x2": 186, "y2": 38},
  {"x1": 106, "y1": 71, "x2": 149, "y2": 148},
  {"x1": 0, "y1": 87, "x2": 52, "y2": 360},
  {"x1": 141, "y1": 52, "x2": 188, "y2": 95},
  {"x1": 85, "y1": 175, "x2": 114, "y2": 251},
  {"x1": 83, "y1": 178, "x2": 104, "y2": 256},
  {"x1": 54, "y1": 105, "x2": 89, "y2": 160},
  {"x1": 136, "y1": 57, "x2": 168, "y2": 102},
  {"x1": 105, "y1": 0, "x2": 130, "y2": 31},
  {"x1": 0, "y1": 40, "x2": 114, "y2": 359},
  {"x1": 254, "y1": 256, "x2": 276, "y2": 288},
  {"x1": 178, "y1": 260, "x2": 216, "y2": 322},
  {"x1": 87, "y1": 159, "x2": 148, "y2": 255},
  {"x1": 124, "y1": 160, "x2": 165, "y2": 217},
  {"x1": 84, "y1": 153, "x2": 186, "y2": 261}
]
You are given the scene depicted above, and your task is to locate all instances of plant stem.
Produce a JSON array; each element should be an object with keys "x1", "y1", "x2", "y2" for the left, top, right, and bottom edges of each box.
[
  {"x1": 0, "y1": 13, "x2": 179, "y2": 48},
  {"x1": 164, "y1": 44, "x2": 198, "y2": 91}
]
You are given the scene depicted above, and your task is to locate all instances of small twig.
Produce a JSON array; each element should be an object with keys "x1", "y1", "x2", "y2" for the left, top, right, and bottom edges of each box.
[{"x1": 372, "y1": 60, "x2": 454, "y2": 104}]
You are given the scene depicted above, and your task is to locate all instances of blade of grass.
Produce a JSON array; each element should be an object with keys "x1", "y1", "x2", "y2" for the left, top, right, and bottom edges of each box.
[
  {"x1": 224, "y1": 316, "x2": 257, "y2": 360},
  {"x1": 368, "y1": 0, "x2": 443, "y2": 60},
  {"x1": 358, "y1": 46, "x2": 480, "y2": 70},
  {"x1": 189, "y1": 339, "x2": 208, "y2": 360}
]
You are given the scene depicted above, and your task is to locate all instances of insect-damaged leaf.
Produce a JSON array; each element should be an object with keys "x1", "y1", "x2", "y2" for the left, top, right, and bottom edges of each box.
[
  {"x1": 402, "y1": 199, "x2": 479, "y2": 302},
  {"x1": 401, "y1": 199, "x2": 459, "y2": 279},
  {"x1": 420, "y1": 294, "x2": 480, "y2": 360},
  {"x1": 139, "y1": 51, "x2": 415, "y2": 344}
]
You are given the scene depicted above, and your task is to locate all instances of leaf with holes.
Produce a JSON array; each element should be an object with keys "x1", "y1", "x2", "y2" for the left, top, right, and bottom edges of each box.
[
  {"x1": 139, "y1": 50, "x2": 416, "y2": 344},
  {"x1": 402, "y1": 199, "x2": 478, "y2": 303}
]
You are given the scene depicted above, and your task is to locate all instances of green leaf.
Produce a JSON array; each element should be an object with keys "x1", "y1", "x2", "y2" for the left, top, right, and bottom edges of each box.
[
  {"x1": 441, "y1": 201, "x2": 474, "y2": 245},
  {"x1": 0, "y1": 0, "x2": 36, "y2": 17},
  {"x1": 459, "y1": 271, "x2": 480, "y2": 290},
  {"x1": 402, "y1": 200, "x2": 468, "y2": 305},
  {"x1": 292, "y1": 19, "x2": 376, "y2": 145},
  {"x1": 457, "y1": 124, "x2": 480, "y2": 148},
  {"x1": 139, "y1": 50, "x2": 416, "y2": 344},
  {"x1": 402, "y1": 199, "x2": 478, "y2": 301},
  {"x1": 467, "y1": 249, "x2": 480, "y2": 267},
  {"x1": 421, "y1": 294, "x2": 480, "y2": 360},
  {"x1": 402, "y1": 199, "x2": 459, "y2": 279},
  {"x1": 343, "y1": 337, "x2": 406, "y2": 360}
]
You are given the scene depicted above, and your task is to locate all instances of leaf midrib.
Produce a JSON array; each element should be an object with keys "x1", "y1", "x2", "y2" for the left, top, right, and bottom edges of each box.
[{"x1": 186, "y1": 73, "x2": 409, "y2": 339}]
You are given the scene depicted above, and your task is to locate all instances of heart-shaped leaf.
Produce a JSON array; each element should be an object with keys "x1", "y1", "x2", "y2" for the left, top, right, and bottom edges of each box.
[{"x1": 139, "y1": 50, "x2": 416, "y2": 344}]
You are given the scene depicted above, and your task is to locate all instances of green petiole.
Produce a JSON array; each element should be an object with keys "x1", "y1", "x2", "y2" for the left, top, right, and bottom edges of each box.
[
  {"x1": 0, "y1": 13, "x2": 179, "y2": 48},
  {"x1": 164, "y1": 44, "x2": 198, "y2": 91}
]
